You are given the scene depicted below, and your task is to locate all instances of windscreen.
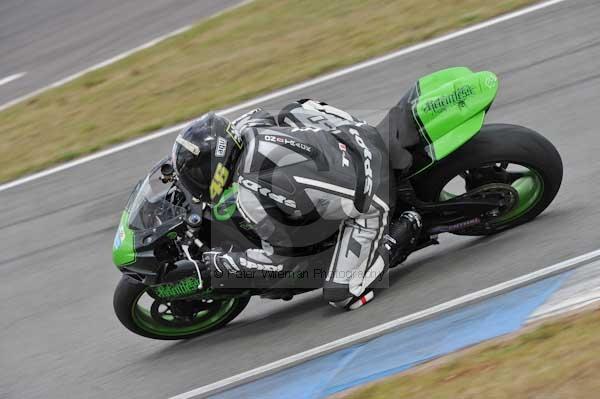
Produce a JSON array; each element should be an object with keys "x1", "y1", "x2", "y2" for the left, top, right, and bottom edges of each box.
[{"x1": 126, "y1": 160, "x2": 186, "y2": 231}]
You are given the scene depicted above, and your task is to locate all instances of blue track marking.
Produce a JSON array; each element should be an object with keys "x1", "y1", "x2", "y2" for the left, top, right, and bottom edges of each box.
[{"x1": 211, "y1": 272, "x2": 570, "y2": 399}]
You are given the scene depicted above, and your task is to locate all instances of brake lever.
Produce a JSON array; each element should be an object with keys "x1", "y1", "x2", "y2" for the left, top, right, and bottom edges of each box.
[{"x1": 181, "y1": 243, "x2": 203, "y2": 290}]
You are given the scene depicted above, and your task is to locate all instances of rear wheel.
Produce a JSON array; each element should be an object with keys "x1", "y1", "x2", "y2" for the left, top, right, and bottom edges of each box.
[
  {"x1": 412, "y1": 124, "x2": 562, "y2": 235},
  {"x1": 113, "y1": 275, "x2": 250, "y2": 340}
]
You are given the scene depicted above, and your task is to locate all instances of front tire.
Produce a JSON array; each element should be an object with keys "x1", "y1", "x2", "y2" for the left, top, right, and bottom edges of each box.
[
  {"x1": 113, "y1": 275, "x2": 250, "y2": 340},
  {"x1": 412, "y1": 124, "x2": 563, "y2": 235}
]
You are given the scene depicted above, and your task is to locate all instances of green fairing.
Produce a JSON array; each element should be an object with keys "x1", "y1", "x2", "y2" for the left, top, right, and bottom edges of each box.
[
  {"x1": 153, "y1": 277, "x2": 200, "y2": 299},
  {"x1": 112, "y1": 211, "x2": 136, "y2": 267},
  {"x1": 213, "y1": 183, "x2": 238, "y2": 221},
  {"x1": 414, "y1": 67, "x2": 498, "y2": 160}
]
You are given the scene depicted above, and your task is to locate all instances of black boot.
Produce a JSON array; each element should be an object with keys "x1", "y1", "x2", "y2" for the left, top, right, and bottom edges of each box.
[{"x1": 382, "y1": 211, "x2": 422, "y2": 266}]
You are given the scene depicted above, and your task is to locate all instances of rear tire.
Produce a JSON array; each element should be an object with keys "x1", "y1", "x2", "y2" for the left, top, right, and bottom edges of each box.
[
  {"x1": 411, "y1": 124, "x2": 563, "y2": 235},
  {"x1": 113, "y1": 275, "x2": 250, "y2": 340}
]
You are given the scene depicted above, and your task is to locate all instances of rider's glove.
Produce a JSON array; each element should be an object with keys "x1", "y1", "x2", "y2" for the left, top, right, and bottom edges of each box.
[{"x1": 202, "y1": 250, "x2": 240, "y2": 278}]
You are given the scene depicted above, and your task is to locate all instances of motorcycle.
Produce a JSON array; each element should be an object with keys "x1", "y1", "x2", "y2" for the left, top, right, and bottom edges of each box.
[{"x1": 112, "y1": 67, "x2": 563, "y2": 340}]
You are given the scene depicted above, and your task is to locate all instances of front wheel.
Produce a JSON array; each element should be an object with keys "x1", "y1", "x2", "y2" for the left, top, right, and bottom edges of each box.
[
  {"x1": 412, "y1": 124, "x2": 563, "y2": 235},
  {"x1": 113, "y1": 275, "x2": 250, "y2": 340}
]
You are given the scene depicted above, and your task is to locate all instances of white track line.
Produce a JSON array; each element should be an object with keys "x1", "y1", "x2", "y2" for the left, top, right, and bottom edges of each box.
[
  {"x1": 169, "y1": 247, "x2": 600, "y2": 399},
  {"x1": 529, "y1": 292, "x2": 600, "y2": 322},
  {"x1": 0, "y1": 0, "x2": 255, "y2": 114},
  {"x1": 0, "y1": 73, "x2": 25, "y2": 87},
  {"x1": 0, "y1": 25, "x2": 192, "y2": 114},
  {"x1": 0, "y1": 0, "x2": 569, "y2": 194}
]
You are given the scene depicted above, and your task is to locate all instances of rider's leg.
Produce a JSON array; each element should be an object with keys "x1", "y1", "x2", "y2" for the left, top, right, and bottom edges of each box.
[
  {"x1": 326, "y1": 209, "x2": 422, "y2": 311},
  {"x1": 322, "y1": 217, "x2": 380, "y2": 306}
]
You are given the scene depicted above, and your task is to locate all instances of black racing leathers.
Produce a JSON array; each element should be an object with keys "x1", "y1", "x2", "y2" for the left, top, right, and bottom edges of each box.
[{"x1": 205, "y1": 100, "x2": 397, "y2": 302}]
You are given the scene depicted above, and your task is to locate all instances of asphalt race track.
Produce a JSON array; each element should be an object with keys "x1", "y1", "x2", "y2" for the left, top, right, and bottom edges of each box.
[
  {"x1": 2, "y1": 0, "x2": 600, "y2": 398},
  {"x1": 0, "y1": 0, "x2": 241, "y2": 106}
]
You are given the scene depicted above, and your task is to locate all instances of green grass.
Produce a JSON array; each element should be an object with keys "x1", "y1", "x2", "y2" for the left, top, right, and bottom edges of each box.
[
  {"x1": 342, "y1": 308, "x2": 600, "y2": 399},
  {"x1": 0, "y1": 0, "x2": 538, "y2": 183}
]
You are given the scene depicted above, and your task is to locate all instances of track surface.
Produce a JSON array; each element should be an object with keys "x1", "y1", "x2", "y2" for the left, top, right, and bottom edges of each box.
[
  {"x1": 0, "y1": 0, "x2": 241, "y2": 105},
  {"x1": 2, "y1": 1, "x2": 599, "y2": 398}
]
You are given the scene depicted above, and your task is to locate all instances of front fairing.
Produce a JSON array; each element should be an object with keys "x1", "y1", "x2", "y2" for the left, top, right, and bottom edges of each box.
[{"x1": 113, "y1": 159, "x2": 186, "y2": 271}]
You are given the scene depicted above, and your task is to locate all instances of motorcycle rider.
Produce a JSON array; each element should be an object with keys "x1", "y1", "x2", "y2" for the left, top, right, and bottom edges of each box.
[{"x1": 171, "y1": 99, "x2": 422, "y2": 310}]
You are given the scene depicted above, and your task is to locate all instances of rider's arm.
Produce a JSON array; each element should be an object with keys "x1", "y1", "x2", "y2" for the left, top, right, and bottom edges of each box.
[{"x1": 201, "y1": 247, "x2": 326, "y2": 290}]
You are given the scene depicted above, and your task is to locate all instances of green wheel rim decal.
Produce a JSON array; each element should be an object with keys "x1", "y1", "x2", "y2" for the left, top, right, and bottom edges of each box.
[
  {"x1": 439, "y1": 167, "x2": 544, "y2": 225},
  {"x1": 496, "y1": 170, "x2": 544, "y2": 223},
  {"x1": 439, "y1": 190, "x2": 455, "y2": 201},
  {"x1": 131, "y1": 291, "x2": 238, "y2": 337}
]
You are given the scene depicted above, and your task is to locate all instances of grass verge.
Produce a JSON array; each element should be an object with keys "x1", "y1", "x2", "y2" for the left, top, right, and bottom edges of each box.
[
  {"x1": 342, "y1": 307, "x2": 600, "y2": 399},
  {"x1": 0, "y1": 0, "x2": 537, "y2": 183}
]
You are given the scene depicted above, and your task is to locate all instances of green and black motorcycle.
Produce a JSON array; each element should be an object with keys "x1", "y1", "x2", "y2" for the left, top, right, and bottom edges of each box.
[{"x1": 112, "y1": 67, "x2": 562, "y2": 340}]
